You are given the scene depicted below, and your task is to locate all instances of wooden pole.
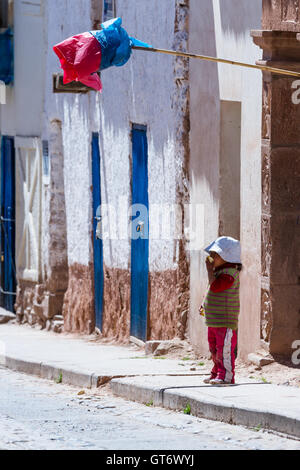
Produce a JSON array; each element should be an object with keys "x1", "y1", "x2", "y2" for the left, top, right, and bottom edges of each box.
[{"x1": 132, "y1": 45, "x2": 300, "y2": 78}]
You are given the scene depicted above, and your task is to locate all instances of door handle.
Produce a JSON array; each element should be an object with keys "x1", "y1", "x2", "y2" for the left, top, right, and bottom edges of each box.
[{"x1": 95, "y1": 218, "x2": 102, "y2": 239}]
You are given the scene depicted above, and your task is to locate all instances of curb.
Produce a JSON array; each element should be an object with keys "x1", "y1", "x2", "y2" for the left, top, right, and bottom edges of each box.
[
  {"x1": 110, "y1": 378, "x2": 300, "y2": 439},
  {"x1": 0, "y1": 354, "x2": 204, "y2": 388},
  {"x1": 0, "y1": 354, "x2": 109, "y2": 389},
  {"x1": 1, "y1": 353, "x2": 300, "y2": 440}
]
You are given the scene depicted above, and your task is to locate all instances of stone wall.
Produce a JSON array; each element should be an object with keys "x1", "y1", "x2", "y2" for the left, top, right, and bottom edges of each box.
[
  {"x1": 101, "y1": 267, "x2": 131, "y2": 341},
  {"x1": 263, "y1": 0, "x2": 300, "y2": 32},
  {"x1": 252, "y1": 8, "x2": 300, "y2": 356},
  {"x1": 63, "y1": 263, "x2": 95, "y2": 334}
]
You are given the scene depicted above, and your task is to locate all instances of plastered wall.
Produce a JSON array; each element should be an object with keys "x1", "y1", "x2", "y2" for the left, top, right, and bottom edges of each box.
[{"x1": 189, "y1": 0, "x2": 262, "y2": 358}]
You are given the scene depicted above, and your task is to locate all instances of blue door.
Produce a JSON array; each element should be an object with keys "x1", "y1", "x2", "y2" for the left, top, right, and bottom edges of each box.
[
  {"x1": 130, "y1": 125, "x2": 149, "y2": 341},
  {"x1": 92, "y1": 133, "x2": 104, "y2": 330},
  {"x1": 0, "y1": 136, "x2": 16, "y2": 312}
]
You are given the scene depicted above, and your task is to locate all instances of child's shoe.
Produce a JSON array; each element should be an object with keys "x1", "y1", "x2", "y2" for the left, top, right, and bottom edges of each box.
[
  {"x1": 203, "y1": 376, "x2": 216, "y2": 384},
  {"x1": 210, "y1": 378, "x2": 232, "y2": 386}
]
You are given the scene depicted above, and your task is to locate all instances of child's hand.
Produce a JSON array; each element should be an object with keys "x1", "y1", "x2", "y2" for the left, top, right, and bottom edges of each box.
[
  {"x1": 206, "y1": 256, "x2": 215, "y2": 283},
  {"x1": 206, "y1": 257, "x2": 214, "y2": 272},
  {"x1": 198, "y1": 305, "x2": 205, "y2": 317}
]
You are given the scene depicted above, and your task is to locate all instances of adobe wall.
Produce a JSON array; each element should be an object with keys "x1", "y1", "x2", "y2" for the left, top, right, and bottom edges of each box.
[
  {"x1": 91, "y1": 0, "x2": 190, "y2": 341},
  {"x1": 42, "y1": 0, "x2": 190, "y2": 340}
]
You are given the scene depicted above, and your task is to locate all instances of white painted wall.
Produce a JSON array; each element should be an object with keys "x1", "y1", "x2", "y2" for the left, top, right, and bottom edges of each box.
[
  {"x1": 44, "y1": 0, "x2": 95, "y2": 269},
  {"x1": 43, "y1": 0, "x2": 182, "y2": 279},
  {"x1": 189, "y1": 0, "x2": 262, "y2": 358},
  {"x1": 1, "y1": 0, "x2": 181, "y2": 284},
  {"x1": 95, "y1": 0, "x2": 178, "y2": 272}
]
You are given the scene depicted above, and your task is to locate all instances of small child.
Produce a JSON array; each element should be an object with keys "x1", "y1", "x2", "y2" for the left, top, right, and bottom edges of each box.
[{"x1": 199, "y1": 236, "x2": 242, "y2": 385}]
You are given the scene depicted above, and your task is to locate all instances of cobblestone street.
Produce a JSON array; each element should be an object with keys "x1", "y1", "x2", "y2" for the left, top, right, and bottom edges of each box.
[{"x1": 1, "y1": 367, "x2": 300, "y2": 450}]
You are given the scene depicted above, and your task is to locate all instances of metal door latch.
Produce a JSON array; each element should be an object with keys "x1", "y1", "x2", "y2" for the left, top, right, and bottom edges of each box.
[{"x1": 136, "y1": 221, "x2": 144, "y2": 235}]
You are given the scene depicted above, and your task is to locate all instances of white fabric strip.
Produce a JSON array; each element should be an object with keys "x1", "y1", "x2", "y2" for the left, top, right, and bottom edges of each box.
[{"x1": 223, "y1": 328, "x2": 233, "y2": 382}]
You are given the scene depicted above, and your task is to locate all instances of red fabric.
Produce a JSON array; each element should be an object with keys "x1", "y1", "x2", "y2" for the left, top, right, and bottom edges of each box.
[
  {"x1": 208, "y1": 327, "x2": 237, "y2": 383},
  {"x1": 53, "y1": 32, "x2": 102, "y2": 91},
  {"x1": 210, "y1": 274, "x2": 234, "y2": 293}
]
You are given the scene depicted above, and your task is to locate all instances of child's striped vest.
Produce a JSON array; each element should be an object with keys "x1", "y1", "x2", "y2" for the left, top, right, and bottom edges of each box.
[{"x1": 203, "y1": 267, "x2": 240, "y2": 330}]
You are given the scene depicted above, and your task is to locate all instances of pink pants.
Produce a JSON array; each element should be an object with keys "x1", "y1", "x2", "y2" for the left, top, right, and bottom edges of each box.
[{"x1": 208, "y1": 327, "x2": 237, "y2": 384}]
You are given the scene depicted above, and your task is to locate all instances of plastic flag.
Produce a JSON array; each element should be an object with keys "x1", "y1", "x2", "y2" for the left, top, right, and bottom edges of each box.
[{"x1": 53, "y1": 18, "x2": 152, "y2": 91}]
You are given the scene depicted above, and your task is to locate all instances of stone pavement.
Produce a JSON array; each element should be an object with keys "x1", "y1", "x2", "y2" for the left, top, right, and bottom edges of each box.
[
  {"x1": 0, "y1": 322, "x2": 300, "y2": 439},
  {"x1": 2, "y1": 367, "x2": 300, "y2": 450}
]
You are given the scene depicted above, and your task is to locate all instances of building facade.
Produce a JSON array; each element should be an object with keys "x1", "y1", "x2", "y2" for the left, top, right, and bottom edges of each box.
[{"x1": 1, "y1": 0, "x2": 296, "y2": 360}]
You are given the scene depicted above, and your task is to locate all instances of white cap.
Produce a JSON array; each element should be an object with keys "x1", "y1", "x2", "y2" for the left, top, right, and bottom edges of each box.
[{"x1": 204, "y1": 236, "x2": 241, "y2": 264}]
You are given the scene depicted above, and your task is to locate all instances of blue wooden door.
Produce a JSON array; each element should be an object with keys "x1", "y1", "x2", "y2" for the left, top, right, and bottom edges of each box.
[
  {"x1": 0, "y1": 136, "x2": 16, "y2": 312},
  {"x1": 130, "y1": 126, "x2": 149, "y2": 341},
  {"x1": 92, "y1": 133, "x2": 104, "y2": 330}
]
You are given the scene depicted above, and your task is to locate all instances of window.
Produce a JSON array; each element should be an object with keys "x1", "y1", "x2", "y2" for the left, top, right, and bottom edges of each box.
[{"x1": 103, "y1": 0, "x2": 116, "y2": 22}]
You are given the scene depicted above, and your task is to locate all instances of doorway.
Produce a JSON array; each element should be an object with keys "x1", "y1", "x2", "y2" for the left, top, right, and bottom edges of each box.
[
  {"x1": 0, "y1": 135, "x2": 16, "y2": 312},
  {"x1": 130, "y1": 125, "x2": 149, "y2": 341},
  {"x1": 92, "y1": 133, "x2": 104, "y2": 330}
]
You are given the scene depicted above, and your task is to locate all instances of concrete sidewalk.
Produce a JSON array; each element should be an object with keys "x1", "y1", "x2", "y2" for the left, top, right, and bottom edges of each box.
[{"x1": 0, "y1": 322, "x2": 300, "y2": 439}]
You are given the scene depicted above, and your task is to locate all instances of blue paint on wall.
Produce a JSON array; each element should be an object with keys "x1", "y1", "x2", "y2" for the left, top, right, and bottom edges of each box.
[
  {"x1": 130, "y1": 126, "x2": 149, "y2": 341},
  {"x1": 92, "y1": 133, "x2": 104, "y2": 330},
  {"x1": 0, "y1": 136, "x2": 16, "y2": 312}
]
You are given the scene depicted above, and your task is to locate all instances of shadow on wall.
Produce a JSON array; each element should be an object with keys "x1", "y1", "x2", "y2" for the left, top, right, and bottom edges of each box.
[
  {"x1": 62, "y1": 93, "x2": 90, "y2": 135},
  {"x1": 219, "y1": 0, "x2": 262, "y2": 37},
  {"x1": 189, "y1": 0, "x2": 220, "y2": 205},
  {"x1": 98, "y1": 53, "x2": 176, "y2": 161},
  {"x1": 187, "y1": 0, "x2": 220, "y2": 356}
]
